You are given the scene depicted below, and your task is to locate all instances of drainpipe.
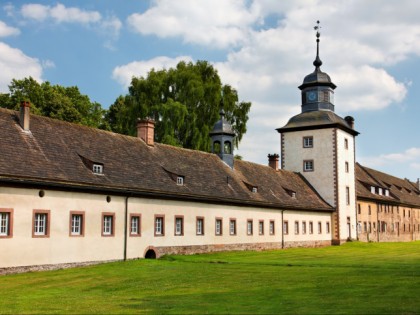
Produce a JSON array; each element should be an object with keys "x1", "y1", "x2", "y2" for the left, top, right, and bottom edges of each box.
[
  {"x1": 281, "y1": 210, "x2": 284, "y2": 249},
  {"x1": 124, "y1": 196, "x2": 129, "y2": 261},
  {"x1": 377, "y1": 203, "x2": 380, "y2": 242}
]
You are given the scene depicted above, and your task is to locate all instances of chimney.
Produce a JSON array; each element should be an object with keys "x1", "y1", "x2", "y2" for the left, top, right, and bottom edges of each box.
[
  {"x1": 417, "y1": 178, "x2": 420, "y2": 190},
  {"x1": 20, "y1": 101, "x2": 31, "y2": 131},
  {"x1": 268, "y1": 153, "x2": 279, "y2": 170},
  {"x1": 137, "y1": 118, "x2": 155, "y2": 146},
  {"x1": 344, "y1": 116, "x2": 355, "y2": 129}
]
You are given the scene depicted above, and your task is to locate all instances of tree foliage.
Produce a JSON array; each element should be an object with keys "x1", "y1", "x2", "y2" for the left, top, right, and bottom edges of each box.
[
  {"x1": 0, "y1": 77, "x2": 106, "y2": 128},
  {"x1": 107, "y1": 60, "x2": 251, "y2": 151}
]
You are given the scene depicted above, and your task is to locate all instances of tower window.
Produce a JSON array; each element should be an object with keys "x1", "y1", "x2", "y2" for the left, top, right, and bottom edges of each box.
[
  {"x1": 224, "y1": 141, "x2": 232, "y2": 154},
  {"x1": 344, "y1": 138, "x2": 349, "y2": 149},
  {"x1": 213, "y1": 141, "x2": 221, "y2": 153},
  {"x1": 345, "y1": 162, "x2": 349, "y2": 173},
  {"x1": 303, "y1": 160, "x2": 314, "y2": 172},
  {"x1": 303, "y1": 136, "x2": 313, "y2": 148}
]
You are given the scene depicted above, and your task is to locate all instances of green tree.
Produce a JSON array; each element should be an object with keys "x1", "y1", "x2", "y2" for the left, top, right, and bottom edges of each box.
[
  {"x1": 108, "y1": 60, "x2": 251, "y2": 151},
  {"x1": 0, "y1": 77, "x2": 106, "y2": 128}
]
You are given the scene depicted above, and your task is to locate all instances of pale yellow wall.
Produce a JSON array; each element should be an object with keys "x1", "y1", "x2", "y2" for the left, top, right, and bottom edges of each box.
[
  {"x1": 1, "y1": 186, "x2": 334, "y2": 268},
  {"x1": 282, "y1": 129, "x2": 335, "y2": 206},
  {"x1": 336, "y1": 129, "x2": 357, "y2": 240}
]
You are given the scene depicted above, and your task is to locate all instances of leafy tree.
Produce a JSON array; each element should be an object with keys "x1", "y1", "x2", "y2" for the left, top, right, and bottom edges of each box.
[
  {"x1": 108, "y1": 60, "x2": 251, "y2": 151},
  {"x1": 0, "y1": 77, "x2": 106, "y2": 128}
]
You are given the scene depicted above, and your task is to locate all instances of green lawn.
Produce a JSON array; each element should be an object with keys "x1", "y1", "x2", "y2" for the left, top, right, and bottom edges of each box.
[{"x1": 1, "y1": 242, "x2": 419, "y2": 314}]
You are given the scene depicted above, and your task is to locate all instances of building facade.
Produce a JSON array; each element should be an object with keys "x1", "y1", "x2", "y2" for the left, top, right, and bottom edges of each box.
[{"x1": 1, "y1": 33, "x2": 419, "y2": 271}]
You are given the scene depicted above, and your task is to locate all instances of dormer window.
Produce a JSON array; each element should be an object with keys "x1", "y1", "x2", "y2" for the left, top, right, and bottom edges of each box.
[
  {"x1": 177, "y1": 176, "x2": 184, "y2": 186},
  {"x1": 252, "y1": 187, "x2": 258, "y2": 193},
  {"x1": 378, "y1": 188, "x2": 383, "y2": 195},
  {"x1": 385, "y1": 189, "x2": 389, "y2": 197},
  {"x1": 284, "y1": 187, "x2": 297, "y2": 198},
  {"x1": 370, "y1": 186, "x2": 375, "y2": 194},
  {"x1": 93, "y1": 164, "x2": 103, "y2": 174}
]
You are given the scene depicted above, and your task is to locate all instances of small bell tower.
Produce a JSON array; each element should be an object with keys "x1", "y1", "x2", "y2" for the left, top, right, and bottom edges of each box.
[{"x1": 209, "y1": 109, "x2": 235, "y2": 168}]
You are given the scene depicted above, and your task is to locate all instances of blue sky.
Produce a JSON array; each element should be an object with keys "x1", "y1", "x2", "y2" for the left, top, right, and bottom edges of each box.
[{"x1": 0, "y1": 0, "x2": 419, "y2": 181}]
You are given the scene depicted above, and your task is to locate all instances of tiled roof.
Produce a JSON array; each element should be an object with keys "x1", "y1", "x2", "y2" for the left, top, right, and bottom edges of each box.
[
  {"x1": 356, "y1": 163, "x2": 420, "y2": 207},
  {"x1": 0, "y1": 108, "x2": 332, "y2": 211}
]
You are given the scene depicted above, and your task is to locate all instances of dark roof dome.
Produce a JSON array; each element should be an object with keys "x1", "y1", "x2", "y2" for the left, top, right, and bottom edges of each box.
[
  {"x1": 299, "y1": 21, "x2": 336, "y2": 90},
  {"x1": 300, "y1": 68, "x2": 336, "y2": 89},
  {"x1": 209, "y1": 109, "x2": 235, "y2": 136}
]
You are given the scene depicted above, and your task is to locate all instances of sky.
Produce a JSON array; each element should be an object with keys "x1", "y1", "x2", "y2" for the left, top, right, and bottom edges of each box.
[{"x1": 0, "y1": 0, "x2": 419, "y2": 182}]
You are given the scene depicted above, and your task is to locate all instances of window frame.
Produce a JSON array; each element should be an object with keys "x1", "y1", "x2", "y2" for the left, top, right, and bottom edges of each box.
[
  {"x1": 32, "y1": 209, "x2": 50, "y2": 238},
  {"x1": 283, "y1": 221, "x2": 289, "y2": 235},
  {"x1": 92, "y1": 163, "x2": 103, "y2": 174},
  {"x1": 0, "y1": 208, "x2": 13, "y2": 238},
  {"x1": 102, "y1": 212, "x2": 115, "y2": 237},
  {"x1": 294, "y1": 220, "x2": 299, "y2": 235},
  {"x1": 154, "y1": 215, "x2": 165, "y2": 236},
  {"x1": 303, "y1": 160, "x2": 314, "y2": 172},
  {"x1": 215, "y1": 217, "x2": 223, "y2": 236},
  {"x1": 130, "y1": 213, "x2": 141, "y2": 237},
  {"x1": 196, "y1": 216, "x2": 204, "y2": 236},
  {"x1": 344, "y1": 138, "x2": 349, "y2": 149},
  {"x1": 174, "y1": 215, "x2": 184, "y2": 236},
  {"x1": 326, "y1": 222, "x2": 330, "y2": 234},
  {"x1": 247, "y1": 219, "x2": 253, "y2": 235},
  {"x1": 269, "y1": 220, "x2": 275, "y2": 235},
  {"x1": 176, "y1": 176, "x2": 184, "y2": 186},
  {"x1": 303, "y1": 136, "x2": 313, "y2": 148},
  {"x1": 318, "y1": 221, "x2": 322, "y2": 234},
  {"x1": 229, "y1": 218, "x2": 237, "y2": 235},
  {"x1": 346, "y1": 186, "x2": 350, "y2": 205},
  {"x1": 259, "y1": 220, "x2": 264, "y2": 235},
  {"x1": 345, "y1": 161, "x2": 349, "y2": 173},
  {"x1": 302, "y1": 221, "x2": 307, "y2": 234},
  {"x1": 69, "y1": 211, "x2": 85, "y2": 237},
  {"x1": 309, "y1": 221, "x2": 313, "y2": 234}
]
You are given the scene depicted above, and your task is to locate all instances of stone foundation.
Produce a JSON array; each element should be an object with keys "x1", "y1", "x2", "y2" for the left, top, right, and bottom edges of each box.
[{"x1": 152, "y1": 240, "x2": 331, "y2": 258}]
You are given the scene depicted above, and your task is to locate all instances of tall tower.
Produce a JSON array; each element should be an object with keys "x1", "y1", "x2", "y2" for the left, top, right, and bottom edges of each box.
[{"x1": 276, "y1": 22, "x2": 359, "y2": 244}]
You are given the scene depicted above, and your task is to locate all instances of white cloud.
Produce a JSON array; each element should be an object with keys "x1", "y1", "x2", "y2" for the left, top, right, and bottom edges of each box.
[
  {"x1": 21, "y1": 3, "x2": 100, "y2": 24},
  {"x1": 112, "y1": 56, "x2": 193, "y2": 89},
  {"x1": 0, "y1": 20, "x2": 20, "y2": 37},
  {"x1": 359, "y1": 148, "x2": 420, "y2": 167},
  {"x1": 127, "y1": 0, "x2": 262, "y2": 49},
  {"x1": 0, "y1": 42, "x2": 42, "y2": 93}
]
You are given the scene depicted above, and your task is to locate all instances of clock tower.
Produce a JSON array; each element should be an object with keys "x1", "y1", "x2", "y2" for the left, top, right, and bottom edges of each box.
[{"x1": 276, "y1": 22, "x2": 359, "y2": 244}]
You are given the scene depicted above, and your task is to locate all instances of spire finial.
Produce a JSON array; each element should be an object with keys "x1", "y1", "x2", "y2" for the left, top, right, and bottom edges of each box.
[{"x1": 313, "y1": 20, "x2": 322, "y2": 69}]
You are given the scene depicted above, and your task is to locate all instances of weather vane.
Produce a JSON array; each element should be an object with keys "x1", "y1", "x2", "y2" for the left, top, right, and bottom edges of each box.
[{"x1": 314, "y1": 20, "x2": 321, "y2": 39}]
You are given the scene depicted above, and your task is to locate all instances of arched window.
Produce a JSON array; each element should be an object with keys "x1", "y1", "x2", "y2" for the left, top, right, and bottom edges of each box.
[
  {"x1": 213, "y1": 141, "x2": 221, "y2": 153},
  {"x1": 224, "y1": 141, "x2": 232, "y2": 154}
]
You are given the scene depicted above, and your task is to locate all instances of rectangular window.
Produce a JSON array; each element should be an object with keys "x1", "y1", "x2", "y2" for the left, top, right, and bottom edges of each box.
[
  {"x1": 369, "y1": 222, "x2": 372, "y2": 233},
  {"x1": 358, "y1": 204, "x2": 361, "y2": 214},
  {"x1": 283, "y1": 221, "x2": 289, "y2": 235},
  {"x1": 326, "y1": 222, "x2": 330, "y2": 234},
  {"x1": 309, "y1": 221, "x2": 313, "y2": 234},
  {"x1": 155, "y1": 215, "x2": 165, "y2": 236},
  {"x1": 259, "y1": 220, "x2": 264, "y2": 235},
  {"x1": 215, "y1": 218, "x2": 223, "y2": 236},
  {"x1": 196, "y1": 217, "x2": 204, "y2": 235},
  {"x1": 175, "y1": 216, "x2": 184, "y2": 236},
  {"x1": 363, "y1": 222, "x2": 367, "y2": 232},
  {"x1": 70, "y1": 211, "x2": 85, "y2": 237},
  {"x1": 269, "y1": 220, "x2": 275, "y2": 235},
  {"x1": 177, "y1": 176, "x2": 184, "y2": 186},
  {"x1": 344, "y1": 138, "x2": 348, "y2": 149},
  {"x1": 345, "y1": 162, "x2": 349, "y2": 173},
  {"x1": 368, "y1": 205, "x2": 371, "y2": 215},
  {"x1": 318, "y1": 222, "x2": 322, "y2": 234},
  {"x1": 102, "y1": 212, "x2": 115, "y2": 237},
  {"x1": 93, "y1": 164, "x2": 103, "y2": 174},
  {"x1": 303, "y1": 160, "x2": 314, "y2": 172},
  {"x1": 303, "y1": 136, "x2": 313, "y2": 148},
  {"x1": 229, "y1": 219, "x2": 236, "y2": 235},
  {"x1": 346, "y1": 186, "x2": 350, "y2": 205},
  {"x1": 247, "y1": 219, "x2": 253, "y2": 235},
  {"x1": 294, "y1": 221, "x2": 299, "y2": 234},
  {"x1": 302, "y1": 221, "x2": 307, "y2": 234},
  {"x1": 0, "y1": 209, "x2": 13, "y2": 238},
  {"x1": 33, "y1": 210, "x2": 50, "y2": 238},
  {"x1": 130, "y1": 214, "x2": 141, "y2": 236}
]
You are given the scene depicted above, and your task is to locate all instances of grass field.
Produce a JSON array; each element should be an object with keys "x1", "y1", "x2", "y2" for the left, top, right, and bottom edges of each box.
[{"x1": 0, "y1": 242, "x2": 419, "y2": 314}]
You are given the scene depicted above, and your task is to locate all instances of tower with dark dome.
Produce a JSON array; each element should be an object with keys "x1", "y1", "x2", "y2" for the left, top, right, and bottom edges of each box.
[
  {"x1": 276, "y1": 21, "x2": 359, "y2": 244},
  {"x1": 210, "y1": 109, "x2": 235, "y2": 169}
]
